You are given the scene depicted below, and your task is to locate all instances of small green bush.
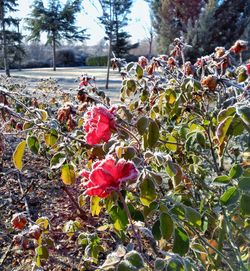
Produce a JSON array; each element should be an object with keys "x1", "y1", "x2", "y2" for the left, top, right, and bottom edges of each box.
[{"x1": 85, "y1": 56, "x2": 108, "y2": 66}]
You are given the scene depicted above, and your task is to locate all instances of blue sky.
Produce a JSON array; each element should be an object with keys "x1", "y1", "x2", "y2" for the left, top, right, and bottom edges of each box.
[{"x1": 16, "y1": 0, "x2": 152, "y2": 45}]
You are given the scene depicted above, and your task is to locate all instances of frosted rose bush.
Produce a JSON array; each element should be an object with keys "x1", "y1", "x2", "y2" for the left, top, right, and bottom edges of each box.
[{"x1": 2, "y1": 39, "x2": 250, "y2": 270}]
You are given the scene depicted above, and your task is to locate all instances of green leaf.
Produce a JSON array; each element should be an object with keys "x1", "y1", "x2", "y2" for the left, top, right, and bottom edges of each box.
[
  {"x1": 160, "y1": 213, "x2": 173, "y2": 241},
  {"x1": 167, "y1": 259, "x2": 185, "y2": 271},
  {"x1": 239, "y1": 177, "x2": 250, "y2": 191},
  {"x1": 185, "y1": 207, "x2": 202, "y2": 228},
  {"x1": 217, "y1": 106, "x2": 236, "y2": 122},
  {"x1": 127, "y1": 79, "x2": 136, "y2": 92},
  {"x1": 191, "y1": 243, "x2": 207, "y2": 253},
  {"x1": 220, "y1": 186, "x2": 240, "y2": 206},
  {"x1": 148, "y1": 120, "x2": 159, "y2": 148},
  {"x1": 63, "y1": 220, "x2": 80, "y2": 237},
  {"x1": 117, "y1": 260, "x2": 137, "y2": 271},
  {"x1": 109, "y1": 205, "x2": 128, "y2": 231},
  {"x1": 124, "y1": 251, "x2": 144, "y2": 268},
  {"x1": 171, "y1": 204, "x2": 185, "y2": 219},
  {"x1": 13, "y1": 141, "x2": 26, "y2": 171},
  {"x1": 27, "y1": 136, "x2": 40, "y2": 154},
  {"x1": 35, "y1": 245, "x2": 49, "y2": 260},
  {"x1": 173, "y1": 227, "x2": 189, "y2": 256},
  {"x1": 139, "y1": 178, "x2": 157, "y2": 207},
  {"x1": 50, "y1": 152, "x2": 66, "y2": 169},
  {"x1": 216, "y1": 116, "x2": 234, "y2": 145},
  {"x1": 136, "y1": 64, "x2": 143, "y2": 79},
  {"x1": 213, "y1": 175, "x2": 231, "y2": 185},
  {"x1": 237, "y1": 69, "x2": 248, "y2": 83},
  {"x1": 61, "y1": 164, "x2": 75, "y2": 185},
  {"x1": 44, "y1": 129, "x2": 58, "y2": 147},
  {"x1": 91, "y1": 196, "x2": 101, "y2": 216},
  {"x1": 136, "y1": 116, "x2": 149, "y2": 135},
  {"x1": 229, "y1": 164, "x2": 243, "y2": 179},
  {"x1": 154, "y1": 258, "x2": 166, "y2": 271},
  {"x1": 165, "y1": 134, "x2": 177, "y2": 152},
  {"x1": 126, "y1": 62, "x2": 134, "y2": 72},
  {"x1": 196, "y1": 132, "x2": 206, "y2": 148},
  {"x1": 166, "y1": 158, "x2": 177, "y2": 178},
  {"x1": 240, "y1": 194, "x2": 250, "y2": 217},
  {"x1": 236, "y1": 106, "x2": 250, "y2": 127},
  {"x1": 152, "y1": 220, "x2": 161, "y2": 240}
]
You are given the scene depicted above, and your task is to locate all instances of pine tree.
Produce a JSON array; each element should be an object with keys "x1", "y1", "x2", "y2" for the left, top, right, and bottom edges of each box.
[
  {"x1": 0, "y1": 0, "x2": 22, "y2": 76},
  {"x1": 26, "y1": 0, "x2": 88, "y2": 71},
  {"x1": 98, "y1": 0, "x2": 136, "y2": 88},
  {"x1": 99, "y1": 0, "x2": 136, "y2": 59},
  {"x1": 150, "y1": 0, "x2": 203, "y2": 53}
]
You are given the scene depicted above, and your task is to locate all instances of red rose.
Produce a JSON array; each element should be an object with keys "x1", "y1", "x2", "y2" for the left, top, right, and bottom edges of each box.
[
  {"x1": 80, "y1": 75, "x2": 94, "y2": 87},
  {"x1": 80, "y1": 156, "x2": 139, "y2": 198},
  {"x1": 84, "y1": 106, "x2": 116, "y2": 145},
  {"x1": 138, "y1": 56, "x2": 148, "y2": 69},
  {"x1": 230, "y1": 40, "x2": 247, "y2": 54},
  {"x1": 246, "y1": 62, "x2": 250, "y2": 75}
]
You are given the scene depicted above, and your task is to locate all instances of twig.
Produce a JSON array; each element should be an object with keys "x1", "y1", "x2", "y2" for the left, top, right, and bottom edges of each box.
[
  {"x1": 0, "y1": 240, "x2": 14, "y2": 267},
  {"x1": 17, "y1": 172, "x2": 31, "y2": 218},
  {"x1": 207, "y1": 127, "x2": 220, "y2": 174},
  {"x1": 117, "y1": 191, "x2": 142, "y2": 253},
  {"x1": 116, "y1": 124, "x2": 141, "y2": 151},
  {"x1": 61, "y1": 184, "x2": 96, "y2": 226},
  {"x1": 15, "y1": 179, "x2": 36, "y2": 205}
]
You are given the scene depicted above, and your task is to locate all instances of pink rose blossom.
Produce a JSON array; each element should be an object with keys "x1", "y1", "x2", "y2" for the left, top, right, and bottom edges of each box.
[
  {"x1": 80, "y1": 156, "x2": 139, "y2": 198},
  {"x1": 84, "y1": 106, "x2": 116, "y2": 145},
  {"x1": 138, "y1": 56, "x2": 148, "y2": 69}
]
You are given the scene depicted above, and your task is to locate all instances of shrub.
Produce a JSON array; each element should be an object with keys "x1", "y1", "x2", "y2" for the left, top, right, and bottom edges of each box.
[
  {"x1": 1, "y1": 38, "x2": 250, "y2": 270},
  {"x1": 85, "y1": 56, "x2": 108, "y2": 66},
  {"x1": 56, "y1": 49, "x2": 76, "y2": 67}
]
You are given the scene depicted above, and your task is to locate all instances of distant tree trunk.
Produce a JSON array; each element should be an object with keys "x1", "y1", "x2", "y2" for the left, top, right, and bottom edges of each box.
[
  {"x1": 0, "y1": 3, "x2": 10, "y2": 77},
  {"x1": 106, "y1": 36, "x2": 112, "y2": 89},
  {"x1": 105, "y1": 0, "x2": 112, "y2": 89},
  {"x1": 17, "y1": 21, "x2": 21, "y2": 71},
  {"x1": 148, "y1": 27, "x2": 153, "y2": 59},
  {"x1": 52, "y1": 34, "x2": 56, "y2": 71}
]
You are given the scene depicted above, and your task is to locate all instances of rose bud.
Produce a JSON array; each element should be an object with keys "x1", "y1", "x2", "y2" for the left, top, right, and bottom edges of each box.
[
  {"x1": 28, "y1": 225, "x2": 42, "y2": 240},
  {"x1": 201, "y1": 75, "x2": 218, "y2": 91},
  {"x1": 11, "y1": 213, "x2": 28, "y2": 230},
  {"x1": 138, "y1": 56, "x2": 148, "y2": 69}
]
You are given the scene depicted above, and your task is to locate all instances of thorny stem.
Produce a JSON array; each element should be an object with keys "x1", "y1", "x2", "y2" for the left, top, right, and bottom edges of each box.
[
  {"x1": 117, "y1": 191, "x2": 142, "y2": 253},
  {"x1": 206, "y1": 127, "x2": 220, "y2": 174},
  {"x1": 61, "y1": 185, "x2": 96, "y2": 226},
  {"x1": 116, "y1": 124, "x2": 141, "y2": 151}
]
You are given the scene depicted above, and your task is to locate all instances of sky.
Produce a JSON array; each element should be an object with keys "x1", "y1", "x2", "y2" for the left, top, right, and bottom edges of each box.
[{"x1": 15, "y1": 0, "x2": 152, "y2": 46}]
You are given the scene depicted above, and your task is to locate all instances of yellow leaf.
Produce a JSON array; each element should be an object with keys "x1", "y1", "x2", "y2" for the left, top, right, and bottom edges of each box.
[
  {"x1": 61, "y1": 164, "x2": 75, "y2": 185},
  {"x1": 40, "y1": 110, "x2": 48, "y2": 121},
  {"x1": 13, "y1": 141, "x2": 26, "y2": 170},
  {"x1": 44, "y1": 129, "x2": 58, "y2": 147},
  {"x1": 91, "y1": 196, "x2": 101, "y2": 216}
]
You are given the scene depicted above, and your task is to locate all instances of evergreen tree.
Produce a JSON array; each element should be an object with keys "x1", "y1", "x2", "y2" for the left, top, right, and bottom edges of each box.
[
  {"x1": 99, "y1": 0, "x2": 136, "y2": 58},
  {"x1": 186, "y1": 0, "x2": 250, "y2": 60},
  {"x1": 98, "y1": 0, "x2": 136, "y2": 88},
  {"x1": 150, "y1": 0, "x2": 203, "y2": 53},
  {"x1": 0, "y1": 0, "x2": 22, "y2": 76},
  {"x1": 26, "y1": 0, "x2": 88, "y2": 71}
]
